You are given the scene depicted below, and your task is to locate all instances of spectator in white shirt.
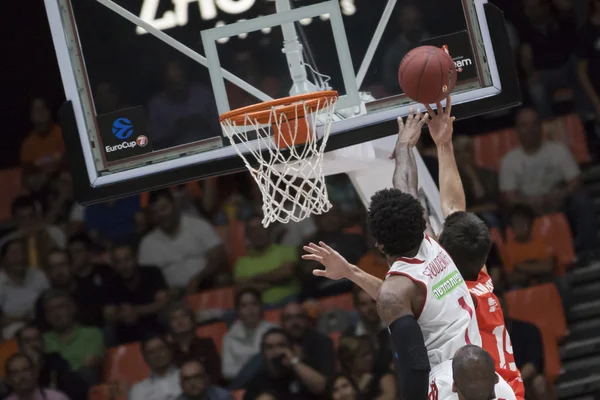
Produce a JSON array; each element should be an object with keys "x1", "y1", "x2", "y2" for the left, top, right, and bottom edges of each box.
[
  {"x1": 130, "y1": 335, "x2": 182, "y2": 400},
  {"x1": 138, "y1": 189, "x2": 227, "y2": 293},
  {"x1": 0, "y1": 238, "x2": 49, "y2": 339},
  {"x1": 221, "y1": 288, "x2": 277, "y2": 380},
  {"x1": 499, "y1": 108, "x2": 598, "y2": 253}
]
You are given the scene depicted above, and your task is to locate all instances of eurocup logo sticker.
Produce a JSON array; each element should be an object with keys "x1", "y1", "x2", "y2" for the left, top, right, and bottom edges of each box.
[
  {"x1": 112, "y1": 117, "x2": 134, "y2": 140},
  {"x1": 136, "y1": 135, "x2": 148, "y2": 147}
]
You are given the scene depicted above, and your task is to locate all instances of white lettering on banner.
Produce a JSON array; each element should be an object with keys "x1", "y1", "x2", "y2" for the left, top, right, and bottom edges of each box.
[
  {"x1": 455, "y1": 58, "x2": 472, "y2": 69},
  {"x1": 105, "y1": 141, "x2": 138, "y2": 153},
  {"x1": 136, "y1": 0, "x2": 356, "y2": 35}
]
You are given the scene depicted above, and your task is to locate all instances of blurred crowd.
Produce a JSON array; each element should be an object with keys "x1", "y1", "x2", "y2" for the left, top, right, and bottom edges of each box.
[{"x1": 2, "y1": 0, "x2": 600, "y2": 399}]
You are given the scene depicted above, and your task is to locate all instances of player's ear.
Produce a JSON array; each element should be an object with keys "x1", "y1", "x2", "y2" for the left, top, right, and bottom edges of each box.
[
  {"x1": 452, "y1": 382, "x2": 457, "y2": 393},
  {"x1": 494, "y1": 374, "x2": 499, "y2": 384},
  {"x1": 376, "y1": 243, "x2": 385, "y2": 254}
]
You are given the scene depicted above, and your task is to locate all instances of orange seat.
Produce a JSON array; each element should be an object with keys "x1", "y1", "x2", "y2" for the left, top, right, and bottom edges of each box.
[
  {"x1": 264, "y1": 308, "x2": 281, "y2": 323},
  {"x1": 229, "y1": 220, "x2": 247, "y2": 264},
  {"x1": 506, "y1": 213, "x2": 575, "y2": 275},
  {"x1": 232, "y1": 390, "x2": 245, "y2": 400},
  {"x1": 187, "y1": 287, "x2": 235, "y2": 312},
  {"x1": 196, "y1": 322, "x2": 228, "y2": 356},
  {"x1": 504, "y1": 283, "x2": 567, "y2": 383},
  {"x1": 473, "y1": 128, "x2": 519, "y2": 171},
  {"x1": 0, "y1": 339, "x2": 18, "y2": 378},
  {"x1": 543, "y1": 114, "x2": 590, "y2": 164},
  {"x1": 104, "y1": 342, "x2": 149, "y2": 386},
  {"x1": 0, "y1": 168, "x2": 22, "y2": 222},
  {"x1": 88, "y1": 382, "x2": 128, "y2": 400},
  {"x1": 319, "y1": 293, "x2": 354, "y2": 312}
]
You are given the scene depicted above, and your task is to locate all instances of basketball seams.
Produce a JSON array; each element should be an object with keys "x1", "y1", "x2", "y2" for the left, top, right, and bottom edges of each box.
[
  {"x1": 399, "y1": 52, "x2": 425, "y2": 95},
  {"x1": 415, "y1": 50, "x2": 434, "y2": 105}
]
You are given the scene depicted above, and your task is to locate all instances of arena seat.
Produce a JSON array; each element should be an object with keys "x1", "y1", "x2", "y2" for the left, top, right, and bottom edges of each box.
[
  {"x1": 473, "y1": 128, "x2": 519, "y2": 171},
  {"x1": 319, "y1": 293, "x2": 354, "y2": 312},
  {"x1": 88, "y1": 382, "x2": 128, "y2": 400},
  {"x1": 0, "y1": 168, "x2": 22, "y2": 222},
  {"x1": 0, "y1": 339, "x2": 18, "y2": 378},
  {"x1": 542, "y1": 114, "x2": 590, "y2": 165},
  {"x1": 504, "y1": 283, "x2": 567, "y2": 383},
  {"x1": 104, "y1": 342, "x2": 149, "y2": 385},
  {"x1": 232, "y1": 390, "x2": 245, "y2": 400},
  {"x1": 187, "y1": 287, "x2": 235, "y2": 312},
  {"x1": 505, "y1": 213, "x2": 575, "y2": 275},
  {"x1": 196, "y1": 322, "x2": 228, "y2": 356}
]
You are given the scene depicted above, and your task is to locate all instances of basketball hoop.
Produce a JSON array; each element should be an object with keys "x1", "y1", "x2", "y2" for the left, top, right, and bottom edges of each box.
[{"x1": 219, "y1": 90, "x2": 339, "y2": 227}]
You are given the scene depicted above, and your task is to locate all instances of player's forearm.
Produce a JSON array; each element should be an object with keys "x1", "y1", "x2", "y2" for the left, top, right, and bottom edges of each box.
[
  {"x1": 348, "y1": 265, "x2": 384, "y2": 300},
  {"x1": 393, "y1": 144, "x2": 419, "y2": 197},
  {"x1": 437, "y1": 142, "x2": 466, "y2": 216}
]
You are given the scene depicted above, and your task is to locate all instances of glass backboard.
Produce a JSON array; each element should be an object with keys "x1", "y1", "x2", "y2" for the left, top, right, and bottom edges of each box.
[{"x1": 43, "y1": 0, "x2": 520, "y2": 203}]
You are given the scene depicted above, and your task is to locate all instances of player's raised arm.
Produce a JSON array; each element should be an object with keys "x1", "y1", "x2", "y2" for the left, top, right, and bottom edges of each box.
[
  {"x1": 424, "y1": 96, "x2": 466, "y2": 217},
  {"x1": 391, "y1": 109, "x2": 436, "y2": 238},
  {"x1": 302, "y1": 242, "x2": 383, "y2": 300}
]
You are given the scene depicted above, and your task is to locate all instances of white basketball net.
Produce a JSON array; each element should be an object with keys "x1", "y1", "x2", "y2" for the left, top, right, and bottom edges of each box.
[{"x1": 220, "y1": 94, "x2": 338, "y2": 227}]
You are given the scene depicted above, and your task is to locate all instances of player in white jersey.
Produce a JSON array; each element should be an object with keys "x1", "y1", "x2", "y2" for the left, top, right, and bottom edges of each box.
[{"x1": 304, "y1": 97, "x2": 479, "y2": 399}]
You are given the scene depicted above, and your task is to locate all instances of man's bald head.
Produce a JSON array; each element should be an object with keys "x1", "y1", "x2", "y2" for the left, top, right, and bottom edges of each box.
[{"x1": 452, "y1": 345, "x2": 498, "y2": 400}]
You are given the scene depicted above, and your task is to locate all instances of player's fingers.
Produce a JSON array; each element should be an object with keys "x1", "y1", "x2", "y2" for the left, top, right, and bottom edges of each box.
[
  {"x1": 397, "y1": 116, "x2": 404, "y2": 132},
  {"x1": 424, "y1": 104, "x2": 435, "y2": 116},
  {"x1": 417, "y1": 113, "x2": 429, "y2": 127},
  {"x1": 319, "y1": 241, "x2": 335, "y2": 255},
  {"x1": 415, "y1": 109, "x2": 423, "y2": 122},
  {"x1": 302, "y1": 254, "x2": 322, "y2": 262},
  {"x1": 406, "y1": 108, "x2": 415, "y2": 122},
  {"x1": 304, "y1": 243, "x2": 324, "y2": 255},
  {"x1": 312, "y1": 269, "x2": 327, "y2": 277},
  {"x1": 436, "y1": 101, "x2": 443, "y2": 114},
  {"x1": 445, "y1": 95, "x2": 452, "y2": 116},
  {"x1": 450, "y1": 116, "x2": 456, "y2": 122}
]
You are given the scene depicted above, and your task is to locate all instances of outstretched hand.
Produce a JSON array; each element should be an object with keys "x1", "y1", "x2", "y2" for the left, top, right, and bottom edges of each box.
[
  {"x1": 424, "y1": 95, "x2": 455, "y2": 146},
  {"x1": 390, "y1": 108, "x2": 429, "y2": 159},
  {"x1": 302, "y1": 242, "x2": 352, "y2": 280}
]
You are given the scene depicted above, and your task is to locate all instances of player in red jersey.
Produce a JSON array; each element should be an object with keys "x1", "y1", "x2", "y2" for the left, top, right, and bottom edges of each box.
[{"x1": 425, "y1": 98, "x2": 525, "y2": 399}]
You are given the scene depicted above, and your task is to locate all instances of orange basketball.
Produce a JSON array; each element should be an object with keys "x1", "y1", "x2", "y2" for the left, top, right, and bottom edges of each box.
[{"x1": 398, "y1": 46, "x2": 457, "y2": 104}]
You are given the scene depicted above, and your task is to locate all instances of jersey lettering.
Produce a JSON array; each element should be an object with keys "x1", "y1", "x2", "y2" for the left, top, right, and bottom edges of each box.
[
  {"x1": 492, "y1": 325, "x2": 517, "y2": 371},
  {"x1": 458, "y1": 296, "x2": 474, "y2": 345}
]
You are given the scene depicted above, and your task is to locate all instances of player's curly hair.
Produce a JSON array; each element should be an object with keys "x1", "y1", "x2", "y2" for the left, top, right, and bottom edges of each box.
[{"x1": 367, "y1": 189, "x2": 426, "y2": 257}]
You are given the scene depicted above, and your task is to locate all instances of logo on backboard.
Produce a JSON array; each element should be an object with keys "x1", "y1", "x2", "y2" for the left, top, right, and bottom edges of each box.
[
  {"x1": 422, "y1": 31, "x2": 478, "y2": 83},
  {"x1": 98, "y1": 106, "x2": 154, "y2": 163}
]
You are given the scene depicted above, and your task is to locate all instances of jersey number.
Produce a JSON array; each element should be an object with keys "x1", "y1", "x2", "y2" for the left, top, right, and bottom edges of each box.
[
  {"x1": 492, "y1": 325, "x2": 517, "y2": 371},
  {"x1": 458, "y1": 296, "x2": 474, "y2": 345}
]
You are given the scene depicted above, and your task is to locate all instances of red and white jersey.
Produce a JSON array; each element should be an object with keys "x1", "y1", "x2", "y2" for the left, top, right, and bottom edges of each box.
[
  {"x1": 467, "y1": 270, "x2": 525, "y2": 400},
  {"x1": 386, "y1": 235, "x2": 482, "y2": 368}
]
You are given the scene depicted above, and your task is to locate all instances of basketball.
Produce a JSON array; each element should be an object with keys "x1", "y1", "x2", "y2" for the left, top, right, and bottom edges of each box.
[{"x1": 398, "y1": 46, "x2": 457, "y2": 104}]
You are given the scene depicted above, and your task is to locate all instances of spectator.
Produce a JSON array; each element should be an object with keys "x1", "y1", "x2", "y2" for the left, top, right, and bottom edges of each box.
[
  {"x1": 337, "y1": 336, "x2": 395, "y2": 400},
  {"x1": 499, "y1": 108, "x2": 598, "y2": 255},
  {"x1": 138, "y1": 189, "x2": 227, "y2": 292},
  {"x1": 20, "y1": 165, "x2": 52, "y2": 217},
  {"x1": 504, "y1": 205, "x2": 556, "y2": 287},
  {"x1": 280, "y1": 302, "x2": 335, "y2": 387},
  {"x1": 82, "y1": 195, "x2": 141, "y2": 246},
  {"x1": 130, "y1": 335, "x2": 181, "y2": 400},
  {"x1": 233, "y1": 215, "x2": 301, "y2": 306},
  {"x1": 328, "y1": 374, "x2": 360, "y2": 400},
  {"x1": 500, "y1": 296, "x2": 549, "y2": 400},
  {"x1": 244, "y1": 328, "x2": 325, "y2": 399},
  {"x1": 382, "y1": 2, "x2": 429, "y2": 94},
  {"x1": 147, "y1": 60, "x2": 220, "y2": 149},
  {"x1": 2, "y1": 196, "x2": 66, "y2": 268},
  {"x1": 165, "y1": 302, "x2": 222, "y2": 384},
  {"x1": 0, "y1": 238, "x2": 49, "y2": 339},
  {"x1": 14, "y1": 324, "x2": 88, "y2": 399},
  {"x1": 222, "y1": 288, "x2": 277, "y2": 380},
  {"x1": 44, "y1": 169, "x2": 76, "y2": 228},
  {"x1": 519, "y1": 0, "x2": 579, "y2": 117},
  {"x1": 42, "y1": 291, "x2": 104, "y2": 385},
  {"x1": 453, "y1": 135, "x2": 502, "y2": 227},
  {"x1": 577, "y1": 0, "x2": 600, "y2": 122},
  {"x1": 35, "y1": 248, "x2": 105, "y2": 329},
  {"x1": 343, "y1": 288, "x2": 391, "y2": 374},
  {"x1": 20, "y1": 98, "x2": 64, "y2": 170},
  {"x1": 105, "y1": 242, "x2": 170, "y2": 344},
  {"x1": 67, "y1": 233, "x2": 115, "y2": 325},
  {"x1": 3, "y1": 354, "x2": 69, "y2": 400},
  {"x1": 177, "y1": 359, "x2": 232, "y2": 400}
]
